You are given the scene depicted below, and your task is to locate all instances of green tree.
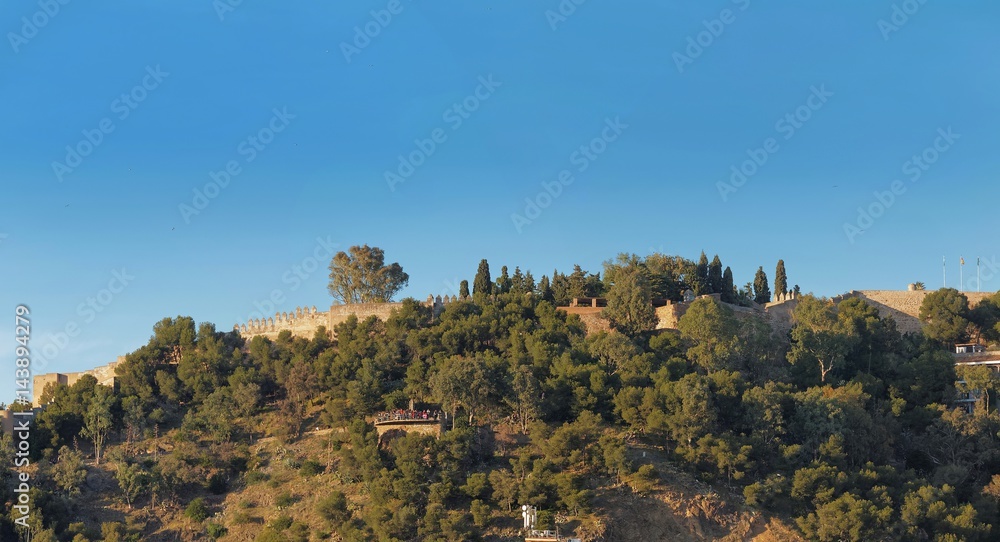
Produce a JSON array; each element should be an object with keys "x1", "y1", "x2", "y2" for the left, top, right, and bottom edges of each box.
[
  {"x1": 115, "y1": 461, "x2": 148, "y2": 510},
  {"x1": 708, "y1": 255, "x2": 724, "y2": 295},
  {"x1": 677, "y1": 297, "x2": 739, "y2": 373},
  {"x1": 694, "y1": 252, "x2": 710, "y2": 295},
  {"x1": 459, "y1": 280, "x2": 470, "y2": 299},
  {"x1": 537, "y1": 275, "x2": 554, "y2": 303},
  {"x1": 602, "y1": 265, "x2": 658, "y2": 337},
  {"x1": 82, "y1": 385, "x2": 114, "y2": 465},
  {"x1": 430, "y1": 355, "x2": 495, "y2": 427},
  {"x1": 52, "y1": 446, "x2": 87, "y2": 495},
  {"x1": 496, "y1": 265, "x2": 512, "y2": 294},
  {"x1": 775, "y1": 260, "x2": 788, "y2": 296},
  {"x1": 506, "y1": 366, "x2": 542, "y2": 433},
  {"x1": 753, "y1": 267, "x2": 771, "y2": 304},
  {"x1": 788, "y1": 296, "x2": 854, "y2": 384},
  {"x1": 969, "y1": 294, "x2": 1000, "y2": 345},
  {"x1": 721, "y1": 266, "x2": 736, "y2": 304},
  {"x1": 919, "y1": 288, "x2": 971, "y2": 345},
  {"x1": 473, "y1": 259, "x2": 492, "y2": 299},
  {"x1": 327, "y1": 244, "x2": 409, "y2": 303}
]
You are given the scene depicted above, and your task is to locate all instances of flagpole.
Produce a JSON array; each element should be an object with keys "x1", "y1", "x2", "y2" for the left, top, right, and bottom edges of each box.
[
  {"x1": 960, "y1": 257, "x2": 964, "y2": 292},
  {"x1": 979, "y1": 257, "x2": 982, "y2": 292},
  {"x1": 943, "y1": 256, "x2": 947, "y2": 289}
]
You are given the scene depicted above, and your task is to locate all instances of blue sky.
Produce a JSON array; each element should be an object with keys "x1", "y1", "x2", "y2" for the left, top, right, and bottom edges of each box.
[{"x1": 1, "y1": 1, "x2": 998, "y2": 399}]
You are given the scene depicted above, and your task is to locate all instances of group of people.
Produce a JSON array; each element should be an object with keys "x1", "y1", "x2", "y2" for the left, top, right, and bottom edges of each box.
[{"x1": 376, "y1": 409, "x2": 444, "y2": 423}]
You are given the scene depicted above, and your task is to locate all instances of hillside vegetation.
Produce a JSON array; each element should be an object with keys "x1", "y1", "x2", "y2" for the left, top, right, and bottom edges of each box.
[{"x1": 5, "y1": 254, "x2": 1000, "y2": 541}]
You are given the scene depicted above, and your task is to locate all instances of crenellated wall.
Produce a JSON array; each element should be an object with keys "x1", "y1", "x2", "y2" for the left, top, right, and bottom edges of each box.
[{"x1": 234, "y1": 295, "x2": 468, "y2": 341}]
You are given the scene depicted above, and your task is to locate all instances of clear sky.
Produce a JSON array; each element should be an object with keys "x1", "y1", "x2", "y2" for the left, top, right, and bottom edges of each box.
[{"x1": 2, "y1": 1, "x2": 998, "y2": 398}]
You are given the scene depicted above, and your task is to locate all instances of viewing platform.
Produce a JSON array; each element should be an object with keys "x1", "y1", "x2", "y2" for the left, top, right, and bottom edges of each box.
[
  {"x1": 373, "y1": 409, "x2": 448, "y2": 442},
  {"x1": 524, "y1": 530, "x2": 561, "y2": 541}
]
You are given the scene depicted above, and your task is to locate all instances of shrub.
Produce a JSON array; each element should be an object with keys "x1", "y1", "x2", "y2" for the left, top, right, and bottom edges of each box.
[
  {"x1": 316, "y1": 491, "x2": 350, "y2": 524},
  {"x1": 275, "y1": 491, "x2": 297, "y2": 508},
  {"x1": 206, "y1": 522, "x2": 228, "y2": 539},
  {"x1": 245, "y1": 470, "x2": 268, "y2": 484},
  {"x1": 185, "y1": 498, "x2": 209, "y2": 522},
  {"x1": 270, "y1": 514, "x2": 293, "y2": 530},
  {"x1": 206, "y1": 472, "x2": 228, "y2": 494},
  {"x1": 300, "y1": 459, "x2": 323, "y2": 477},
  {"x1": 231, "y1": 511, "x2": 254, "y2": 525}
]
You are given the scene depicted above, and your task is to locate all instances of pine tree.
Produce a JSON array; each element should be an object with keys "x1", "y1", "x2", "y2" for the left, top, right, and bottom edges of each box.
[
  {"x1": 722, "y1": 266, "x2": 735, "y2": 304},
  {"x1": 708, "y1": 255, "x2": 724, "y2": 295},
  {"x1": 459, "y1": 280, "x2": 470, "y2": 299},
  {"x1": 473, "y1": 259, "x2": 492, "y2": 299},
  {"x1": 753, "y1": 267, "x2": 771, "y2": 304},
  {"x1": 775, "y1": 260, "x2": 788, "y2": 297},
  {"x1": 537, "y1": 275, "x2": 554, "y2": 303},
  {"x1": 524, "y1": 271, "x2": 536, "y2": 294},
  {"x1": 510, "y1": 267, "x2": 526, "y2": 294}
]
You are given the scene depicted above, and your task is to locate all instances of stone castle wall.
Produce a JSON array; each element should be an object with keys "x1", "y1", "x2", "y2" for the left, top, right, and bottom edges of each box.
[
  {"x1": 235, "y1": 296, "x2": 464, "y2": 341},
  {"x1": 328, "y1": 302, "x2": 404, "y2": 330},
  {"x1": 836, "y1": 290, "x2": 993, "y2": 335},
  {"x1": 32, "y1": 356, "x2": 123, "y2": 407}
]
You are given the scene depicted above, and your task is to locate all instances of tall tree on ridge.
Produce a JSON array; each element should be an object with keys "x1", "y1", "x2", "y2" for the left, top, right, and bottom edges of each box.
[
  {"x1": 696, "y1": 252, "x2": 710, "y2": 294},
  {"x1": 496, "y1": 265, "x2": 512, "y2": 295},
  {"x1": 327, "y1": 245, "x2": 409, "y2": 304},
  {"x1": 753, "y1": 267, "x2": 771, "y2": 305},
  {"x1": 708, "y1": 255, "x2": 724, "y2": 295},
  {"x1": 473, "y1": 259, "x2": 492, "y2": 299},
  {"x1": 722, "y1": 266, "x2": 736, "y2": 304},
  {"x1": 775, "y1": 260, "x2": 788, "y2": 297}
]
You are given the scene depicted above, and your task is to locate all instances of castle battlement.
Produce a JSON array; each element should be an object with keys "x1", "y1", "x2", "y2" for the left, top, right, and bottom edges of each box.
[{"x1": 233, "y1": 295, "x2": 468, "y2": 341}]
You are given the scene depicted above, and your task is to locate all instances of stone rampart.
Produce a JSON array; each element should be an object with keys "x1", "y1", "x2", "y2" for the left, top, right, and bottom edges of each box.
[
  {"x1": 32, "y1": 356, "x2": 122, "y2": 407},
  {"x1": 235, "y1": 296, "x2": 466, "y2": 341},
  {"x1": 328, "y1": 302, "x2": 404, "y2": 331},
  {"x1": 836, "y1": 290, "x2": 993, "y2": 335},
  {"x1": 374, "y1": 419, "x2": 445, "y2": 444}
]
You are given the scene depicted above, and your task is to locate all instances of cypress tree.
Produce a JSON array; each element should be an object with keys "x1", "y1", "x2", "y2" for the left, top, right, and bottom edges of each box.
[
  {"x1": 753, "y1": 267, "x2": 771, "y2": 304},
  {"x1": 708, "y1": 255, "x2": 724, "y2": 295},
  {"x1": 722, "y1": 266, "x2": 735, "y2": 304},
  {"x1": 775, "y1": 260, "x2": 788, "y2": 297},
  {"x1": 496, "y1": 265, "x2": 512, "y2": 294},
  {"x1": 459, "y1": 280, "x2": 470, "y2": 299},
  {"x1": 473, "y1": 259, "x2": 492, "y2": 298},
  {"x1": 696, "y1": 252, "x2": 710, "y2": 293}
]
